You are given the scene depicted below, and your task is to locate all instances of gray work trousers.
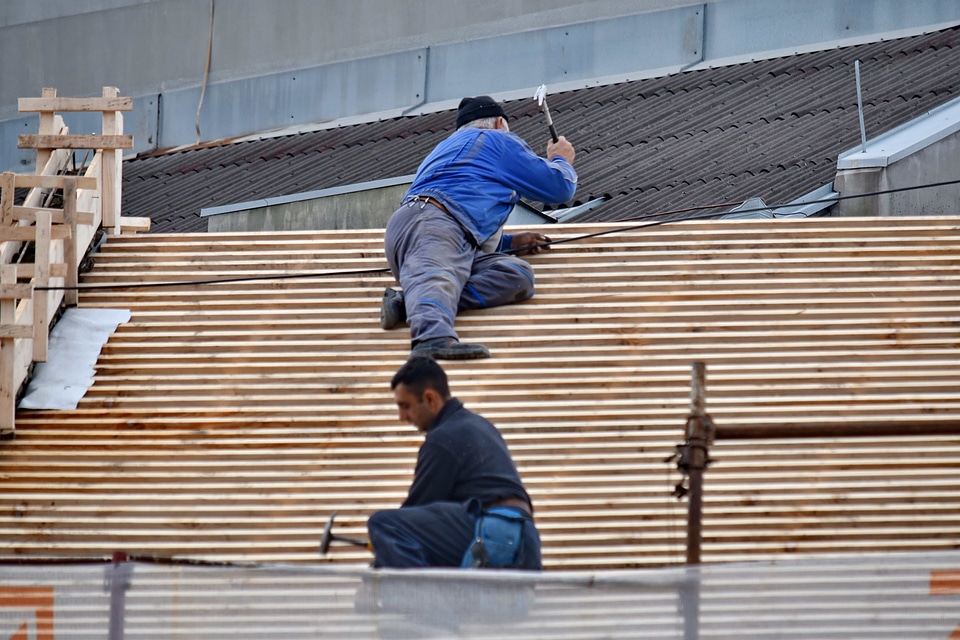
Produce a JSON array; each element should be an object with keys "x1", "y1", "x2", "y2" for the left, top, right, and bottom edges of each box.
[{"x1": 384, "y1": 200, "x2": 536, "y2": 344}]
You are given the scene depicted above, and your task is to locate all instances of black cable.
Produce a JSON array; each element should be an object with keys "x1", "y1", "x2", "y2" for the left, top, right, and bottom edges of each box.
[
  {"x1": 507, "y1": 176, "x2": 960, "y2": 252},
  {"x1": 615, "y1": 176, "x2": 960, "y2": 224},
  {"x1": 35, "y1": 267, "x2": 391, "y2": 292},
  {"x1": 33, "y1": 176, "x2": 960, "y2": 292}
]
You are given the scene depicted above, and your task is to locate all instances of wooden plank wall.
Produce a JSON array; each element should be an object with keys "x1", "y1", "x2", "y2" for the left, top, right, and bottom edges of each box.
[{"x1": 2, "y1": 217, "x2": 959, "y2": 569}]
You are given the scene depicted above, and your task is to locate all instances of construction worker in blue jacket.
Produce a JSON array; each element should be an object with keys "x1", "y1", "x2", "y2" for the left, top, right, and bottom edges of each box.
[
  {"x1": 380, "y1": 95, "x2": 577, "y2": 360},
  {"x1": 367, "y1": 357, "x2": 541, "y2": 569}
]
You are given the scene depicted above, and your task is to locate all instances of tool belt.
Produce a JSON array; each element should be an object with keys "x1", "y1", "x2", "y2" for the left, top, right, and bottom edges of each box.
[{"x1": 460, "y1": 504, "x2": 530, "y2": 569}]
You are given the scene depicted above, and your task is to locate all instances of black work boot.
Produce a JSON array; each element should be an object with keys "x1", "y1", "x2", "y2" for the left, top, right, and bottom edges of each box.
[
  {"x1": 379, "y1": 287, "x2": 406, "y2": 330},
  {"x1": 409, "y1": 337, "x2": 491, "y2": 360}
]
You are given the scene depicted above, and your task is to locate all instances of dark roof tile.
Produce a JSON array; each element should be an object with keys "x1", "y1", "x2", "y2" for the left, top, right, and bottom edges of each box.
[{"x1": 122, "y1": 26, "x2": 960, "y2": 233}]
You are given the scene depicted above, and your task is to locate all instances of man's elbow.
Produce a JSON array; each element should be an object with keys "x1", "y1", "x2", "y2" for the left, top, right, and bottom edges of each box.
[{"x1": 558, "y1": 181, "x2": 577, "y2": 204}]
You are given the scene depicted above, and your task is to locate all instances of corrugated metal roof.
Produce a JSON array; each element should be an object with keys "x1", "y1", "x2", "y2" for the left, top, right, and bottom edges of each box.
[
  {"x1": 4, "y1": 552, "x2": 960, "y2": 638},
  {"x1": 121, "y1": 26, "x2": 960, "y2": 233}
]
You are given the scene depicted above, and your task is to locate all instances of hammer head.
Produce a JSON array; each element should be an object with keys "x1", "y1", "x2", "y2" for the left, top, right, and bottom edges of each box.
[
  {"x1": 534, "y1": 84, "x2": 547, "y2": 106},
  {"x1": 318, "y1": 510, "x2": 339, "y2": 555}
]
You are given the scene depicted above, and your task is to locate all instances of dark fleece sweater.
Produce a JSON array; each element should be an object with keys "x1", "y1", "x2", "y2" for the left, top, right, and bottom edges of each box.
[{"x1": 402, "y1": 397, "x2": 531, "y2": 510}]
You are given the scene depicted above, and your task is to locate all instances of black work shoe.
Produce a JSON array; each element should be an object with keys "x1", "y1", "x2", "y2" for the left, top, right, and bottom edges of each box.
[
  {"x1": 409, "y1": 337, "x2": 491, "y2": 360},
  {"x1": 379, "y1": 287, "x2": 406, "y2": 330}
]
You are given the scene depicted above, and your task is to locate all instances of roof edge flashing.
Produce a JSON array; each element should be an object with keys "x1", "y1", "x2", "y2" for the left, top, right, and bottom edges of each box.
[
  {"x1": 772, "y1": 183, "x2": 838, "y2": 217},
  {"x1": 200, "y1": 175, "x2": 416, "y2": 218},
  {"x1": 837, "y1": 95, "x2": 960, "y2": 170}
]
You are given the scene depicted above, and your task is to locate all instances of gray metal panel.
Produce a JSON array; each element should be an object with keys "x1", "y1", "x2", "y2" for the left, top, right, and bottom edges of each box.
[
  {"x1": 1, "y1": 94, "x2": 159, "y2": 172},
  {"x1": 0, "y1": 0, "x2": 214, "y2": 121},
  {"x1": 206, "y1": 183, "x2": 410, "y2": 232},
  {"x1": 426, "y1": 6, "x2": 704, "y2": 102},
  {"x1": 724, "y1": 196, "x2": 774, "y2": 219},
  {"x1": 0, "y1": 116, "x2": 48, "y2": 172},
  {"x1": 553, "y1": 197, "x2": 611, "y2": 222},
  {"x1": 0, "y1": 0, "x2": 153, "y2": 28},
  {"x1": 703, "y1": 0, "x2": 960, "y2": 61},
  {"x1": 506, "y1": 201, "x2": 558, "y2": 226},
  {"x1": 159, "y1": 50, "x2": 427, "y2": 149},
  {"x1": 129, "y1": 94, "x2": 161, "y2": 151},
  {"x1": 772, "y1": 183, "x2": 839, "y2": 218},
  {"x1": 201, "y1": 175, "x2": 417, "y2": 219},
  {"x1": 4, "y1": 0, "x2": 960, "y2": 173}
]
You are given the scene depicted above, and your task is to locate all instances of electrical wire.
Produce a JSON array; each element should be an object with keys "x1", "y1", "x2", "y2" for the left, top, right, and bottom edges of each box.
[{"x1": 195, "y1": 0, "x2": 215, "y2": 145}]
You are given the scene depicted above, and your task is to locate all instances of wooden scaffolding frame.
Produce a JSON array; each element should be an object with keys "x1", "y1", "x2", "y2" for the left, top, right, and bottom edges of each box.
[{"x1": 0, "y1": 87, "x2": 149, "y2": 436}]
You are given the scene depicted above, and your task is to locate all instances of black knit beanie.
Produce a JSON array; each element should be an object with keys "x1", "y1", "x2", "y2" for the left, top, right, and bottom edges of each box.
[{"x1": 455, "y1": 96, "x2": 507, "y2": 128}]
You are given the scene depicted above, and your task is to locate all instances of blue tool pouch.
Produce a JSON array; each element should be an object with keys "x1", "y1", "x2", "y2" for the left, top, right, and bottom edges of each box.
[{"x1": 460, "y1": 506, "x2": 528, "y2": 569}]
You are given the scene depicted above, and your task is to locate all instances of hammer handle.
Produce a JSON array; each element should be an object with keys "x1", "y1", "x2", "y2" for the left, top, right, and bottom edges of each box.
[
  {"x1": 548, "y1": 123, "x2": 559, "y2": 143},
  {"x1": 541, "y1": 102, "x2": 560, "y2": 143},
  {"x1": 335, "y1": 534, "x2": 372, "y2": 549}
]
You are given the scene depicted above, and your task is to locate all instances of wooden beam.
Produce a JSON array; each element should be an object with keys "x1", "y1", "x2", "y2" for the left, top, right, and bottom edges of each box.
[
  {"x1": 0, "y1": 325, "x2": 33, "y2": 339},
  {"x1": 101, "y1": 87, "x2": 122, "y2": 235},
  {"x1": 716, "y1": 420, "x2": 960, "y2": 439},
  {"x1": 18, "y1": 134, "x2": 134, "y2": 150},
  {"x1": 18, "y1": 96, "x2": 133, "y2": 113},
  {"x1": 0, "y1": 265, "x2": 17, "y2": 435},
  {"x1": 0, "y1": 172, "x2": 13, "y2": 226},
  {"x1": 9, "y1": 206, "x2": 95, "y2": 226},
  {"x1": 0, "y1": 226, "x2": 72, "y2": 241},
  {"x1": 35, "y1": 88, "x2": 57, "y2": 173},
  {"x1": 119, "y1": 217, "x2": 152, "y2": 233},
  {"x1": 64, "y1": 180, "x2": 79, "y2": 307},
  {"x1": 12, "y1": 174, "x2": 98, "y2": 191},
  {"x1": 0, "y1": 283, "x2": 32, "y2": 300},
  {"x1": 14, "y1": 264, "x2": 67, "y2": 279},
  {"x1": 32, "y1": 210, "x2": 51, "y2": 362}
]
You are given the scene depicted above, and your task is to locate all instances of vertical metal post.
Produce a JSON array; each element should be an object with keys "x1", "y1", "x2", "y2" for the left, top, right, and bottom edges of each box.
[
  {"x1": 686, "y1": 361, "x2": 708, "y2": 565},
  {"x1": 107, "y1": 551, "x2": 131, "y2": 640},
  {"x1": 855, "y1": 60, "x2": 867, "y2": 153},
  {"x1": 681, "y1": 361, "x2": 711, "y2": 640}
]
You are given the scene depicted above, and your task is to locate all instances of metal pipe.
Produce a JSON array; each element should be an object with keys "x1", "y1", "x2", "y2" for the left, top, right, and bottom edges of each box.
[
  {"x1": 685, "y1": 362, "x2": 708, "y2": 565},
  {"x1": 855, "y1": 59, "x2": 867, "y2": 153},
  {"x1": 107, "y1": 551, "x2": 131, "y2": 640},
  {"x1": 682, "y1": 362, "x2": 710, "y2": 640}
]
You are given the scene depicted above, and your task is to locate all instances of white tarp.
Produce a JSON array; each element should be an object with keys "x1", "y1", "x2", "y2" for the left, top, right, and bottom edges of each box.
[{"x1": 17, "y1": 307, "x2": 131, "y2": 410}]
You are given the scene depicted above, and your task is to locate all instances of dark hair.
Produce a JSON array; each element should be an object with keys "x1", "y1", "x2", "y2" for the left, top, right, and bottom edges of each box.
[{"x1": 391, "y1": 356, "x2": 451, "y2": 399}]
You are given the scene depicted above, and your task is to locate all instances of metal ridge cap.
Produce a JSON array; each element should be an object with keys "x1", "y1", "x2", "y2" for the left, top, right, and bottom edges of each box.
[{"x1": 838, "y1": 96, "x2": 960, "y2": 170}]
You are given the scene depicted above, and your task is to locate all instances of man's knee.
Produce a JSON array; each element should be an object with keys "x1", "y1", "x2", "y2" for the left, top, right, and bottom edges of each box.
[
  {"x1": 512, "y1": 283, "x2": 534, "y2": 303},
  {"x1": 508, "y1": 260, "x2": 535, "y2": 302},
  {"x1": 367, "y1": 509, "x2": 396, "y2": 539}
]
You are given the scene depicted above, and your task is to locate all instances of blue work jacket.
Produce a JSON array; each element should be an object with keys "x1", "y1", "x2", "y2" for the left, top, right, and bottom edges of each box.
[{"x1": 404, "y1": 128, "x2": 577, "y2": 247}]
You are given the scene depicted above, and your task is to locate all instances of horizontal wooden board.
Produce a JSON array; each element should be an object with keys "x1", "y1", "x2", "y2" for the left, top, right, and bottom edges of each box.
[{"x1": 4, "y1": 217, "x2": 960, "y2": 570}]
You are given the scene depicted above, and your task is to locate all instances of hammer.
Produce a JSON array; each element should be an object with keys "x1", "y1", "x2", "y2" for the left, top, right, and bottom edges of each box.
[
  {"x1": 318, "y1": 511, "x2": 371, "y2": 555},
  {"x1": 534, "y1": 84, "x2": 560, "y2": 143}
]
